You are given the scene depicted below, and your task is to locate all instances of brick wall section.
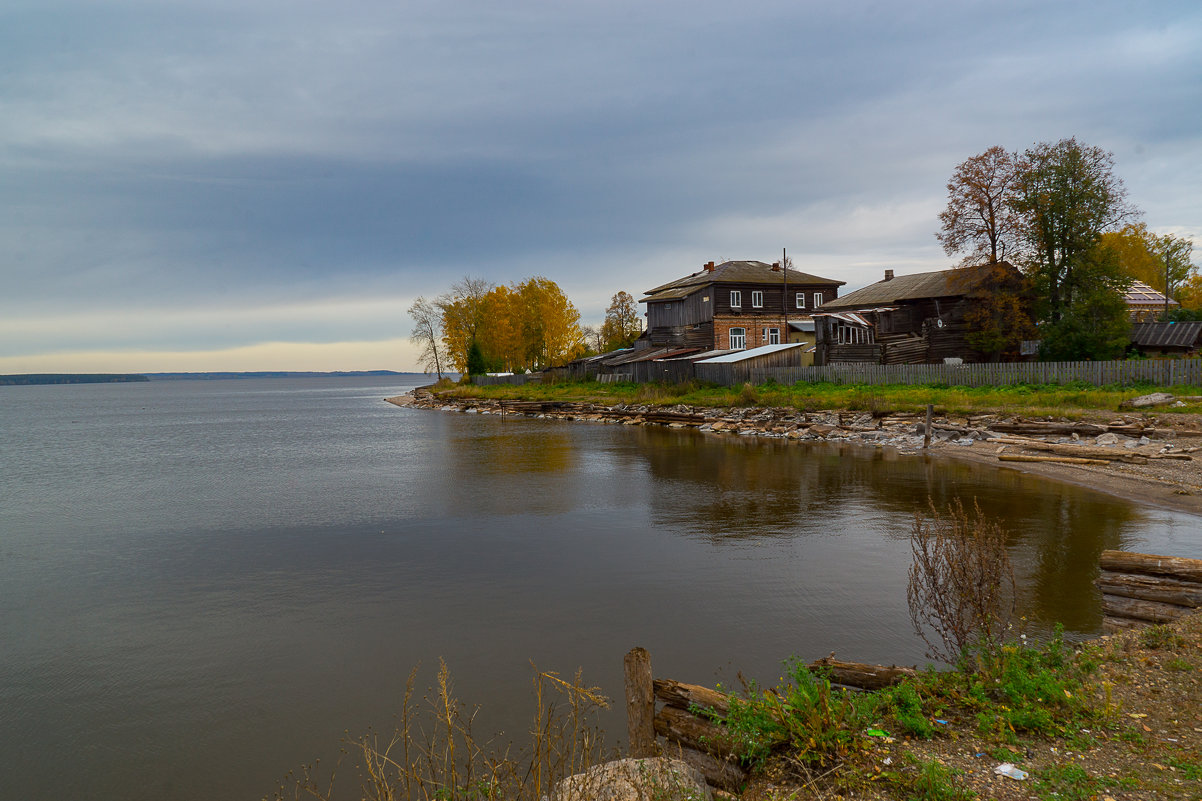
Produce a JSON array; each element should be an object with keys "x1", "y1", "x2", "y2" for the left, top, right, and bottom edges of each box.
[{"x1": 714, "y1": 315, "x2": 800, "y2": 349}]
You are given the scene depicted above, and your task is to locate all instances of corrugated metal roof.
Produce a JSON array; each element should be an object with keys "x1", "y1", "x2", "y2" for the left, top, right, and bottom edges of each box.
[
  {"x1": 641, "y1": 260, "x2": 845, "y2": 302},
  {"x1": 1131, "y1": 322, "x2": 1202, "y2": 348},
  {"x1": 787, "y1": 320, "x2": 815, "y2": 332},
  {"x1": 695, "y1": 343, "x2": 804, "y2": 364},
  {"x1": 818, "y1": 263, "x2": 1008, "y2": 311}
]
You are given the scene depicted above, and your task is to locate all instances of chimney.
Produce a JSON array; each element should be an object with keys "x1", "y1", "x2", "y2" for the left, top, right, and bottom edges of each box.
[
  {"x1": 884, "y1": 269, "x2": 894, "y2": 281},
  {"x1": 771, "y1": 261, "x2": 781, "y2": 271},
  {"x1": 704, "y1": 261, "x2": 715, "y2": 272}
]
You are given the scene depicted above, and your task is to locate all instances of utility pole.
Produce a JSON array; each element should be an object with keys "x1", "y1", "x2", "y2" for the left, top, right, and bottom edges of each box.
[{"x1": 782, "y1": 247, "x2": 788, "y2": 339}]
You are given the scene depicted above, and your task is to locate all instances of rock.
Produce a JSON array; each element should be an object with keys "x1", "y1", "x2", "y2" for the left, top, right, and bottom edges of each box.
[
  {"x1": 809, "y1": 424, "x2": 837, "y2": 436},
  {"x1": 1120, "y1": 392, "x2": 1176, "y2": 409},
  {"x1": 550, "y1": 757, "x2": 712, "y2": 801},
  {"x1": 1096, "y1": 433, "x2": 1120, "y2": 446}
]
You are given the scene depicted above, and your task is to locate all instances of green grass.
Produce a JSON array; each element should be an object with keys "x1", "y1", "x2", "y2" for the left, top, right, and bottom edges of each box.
[{"x1": 440, "y1": 377, "x2": 1202, "y2": 417}]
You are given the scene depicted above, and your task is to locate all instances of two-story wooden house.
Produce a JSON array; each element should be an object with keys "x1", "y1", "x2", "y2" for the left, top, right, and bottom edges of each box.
[{"x1": 638, "y1": 260, "x2": 845, "y2": 351}]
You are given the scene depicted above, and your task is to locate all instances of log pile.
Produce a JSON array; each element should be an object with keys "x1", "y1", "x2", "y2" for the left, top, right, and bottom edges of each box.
[
  {"x1": 625, "y1": 649, "x2": 917, "y2": 793},
  {"x1": 1096, "y1": 550, "x2": 1202, "y2": 631}
]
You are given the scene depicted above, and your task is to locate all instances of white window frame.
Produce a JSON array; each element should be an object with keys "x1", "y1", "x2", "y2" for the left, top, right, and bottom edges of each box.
[
  {"x1": 729, "y1": 327, "x2": 746, "y2": 349},
  {"x1": 796, "y1": 292, "x2": 805, "y2": 309},
  {"x1": 813, "y1": 292, "x2": 823, "y2": 308},
  {"x1": 767, "y1": 327, "x2": 780, "y2": 345},
  {"x1": 730, "y1": 290, "x2": 741, "y2": 308},
  {"x1": 751, "y1": 290, "x2": 763, "y2": 308}
]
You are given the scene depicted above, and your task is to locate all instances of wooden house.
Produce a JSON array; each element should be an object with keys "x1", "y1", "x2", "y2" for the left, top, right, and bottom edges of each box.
[
  {"x1": 638, "y1": 260, "x2": 844, "y2": 352},
  {"x1": 813, "y1": 262, "x2": 1027, "y2": 365}
]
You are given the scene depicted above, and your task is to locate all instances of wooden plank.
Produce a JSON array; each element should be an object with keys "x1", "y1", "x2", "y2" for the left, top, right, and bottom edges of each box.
[
  {"x1": 624, "y1": 648, "x2": 657, "y2": 758},
  {"x1": 653, "y1": 705, "x2": 744, "y2": 759},
  {"x1": 1101, "y1": 594, "x2": 1195, "y2": 623},
  {"x1": 1096, "y1": 572, "x2": 1202, "y2": 608},
  {"x1": 653, "y1": 678, "x2": 731, "y2": 717},
  {"x1": 1099, "y1": 551, "x2": 1202, "y2": 583}
]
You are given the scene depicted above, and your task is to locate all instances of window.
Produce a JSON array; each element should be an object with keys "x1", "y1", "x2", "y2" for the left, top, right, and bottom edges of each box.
[
  {"x1": 813, "y1": 292, "x2": 823, "y2": 308},
  {"x1": 729, "y1": 327, "x2": 746, "y2": 349},
  {"x1": 836, "y1": 324, "x2": 874, "y2": 345},
  {"x1": 730, "y1": 290, "x2": 741, "y2": 308},
  {"x1": 796, "y1": 292, "x2": 805, "y2": 309},
  {"x1": 767, "y1": 327, "x2": 780, "y2": 345},
  {"x1": 751, "y1": 290, "x2": 763, "y2": 308}
]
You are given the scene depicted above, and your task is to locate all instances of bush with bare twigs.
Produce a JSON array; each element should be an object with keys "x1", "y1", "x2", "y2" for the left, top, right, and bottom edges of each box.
[{"x1": 907, "y1": 498, "x2": 1016, "y2": 666}]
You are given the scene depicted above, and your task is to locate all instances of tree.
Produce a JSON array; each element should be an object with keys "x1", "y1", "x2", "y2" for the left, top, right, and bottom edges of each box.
[
  {"x1": 599, "y1": 291, "x2": 642, "y2": 351},
  {"x1": 953, "y1": 262, "x2": 1036, "y2": 362},
  {"x1": 580, "y1": 325, "x2": 604, "y2": 355},
  {"x1": 465, "y1": 339, "x2": 487, "y2": 377},
  {"x1": 1010, "y1": 138, "x2": 1136, "y2": 327},
  {"x1": 1036, "y1": 245, "x2": 1131, "y2": 361},
  {"x1": 1100, "y1": 223, "x2": 1196, "y2": 305},
  {"x1": 937, "y1": 145, "x2": 1020, "y2": 265},
  {"x1": 407, "y1": 296, "x2": 445, "y2": 378},
  {"x1": 436, "y1": 276, "x2": 496, "y2": 374},
  {"x1": 512, "y1": 277, "x2": 586, "y2": 369}
]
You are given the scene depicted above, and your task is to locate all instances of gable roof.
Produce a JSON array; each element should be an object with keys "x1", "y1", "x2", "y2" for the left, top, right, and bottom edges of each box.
[
  {"x1": 818, "y1": 262, "x2": 1015, "y2": 312},
  {"x1": 1125, "y1": 281, "x2": 1179, "y2": 310},
  {"x1": 641, "y1": 260, "x2": 844, "y2": 302}
]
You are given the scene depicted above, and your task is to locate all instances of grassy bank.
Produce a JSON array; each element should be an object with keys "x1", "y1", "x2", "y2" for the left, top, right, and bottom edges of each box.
[
  {"x1": 434, "y1": 378, "x2": 1202, "y2": 419},
  {"x1": 268, "y1": 614, "x2": 1202, "y2": 800}
]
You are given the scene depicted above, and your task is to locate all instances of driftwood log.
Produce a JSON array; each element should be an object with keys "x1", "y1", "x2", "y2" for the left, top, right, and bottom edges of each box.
[
  {"x1": 1101, "y1": 595, "x2": 1195, "y2": 624},
  {"x1": 988, "y1": 437, "x2": 1150, "y2": 463},
  {"x1": 999, "y1": 454, "x2": 1109, "y2": 466},
  {"x1": 1097, "y1": 572, "x2": 1202, "y2": 607},
  {"x1": 1099, "y1": 551, "x2": 1202, "y2": 583},
  {"x1": 808, "y1": 656, "x2": 916, "y2": 690},
  {"x1": 1096, "y1": 551, "x2": 1202, "y2": 631}
]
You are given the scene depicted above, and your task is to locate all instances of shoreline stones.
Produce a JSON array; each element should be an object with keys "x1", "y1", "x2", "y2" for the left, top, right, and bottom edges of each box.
[{"x1": 391, "y1": 391, "x2": 1181, "y2": 461}]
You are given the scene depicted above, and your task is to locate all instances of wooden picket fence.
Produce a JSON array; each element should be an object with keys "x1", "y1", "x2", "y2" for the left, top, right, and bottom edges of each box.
[{"x1": 747, "y1": 359, "x2": 1202, "y2": 389}]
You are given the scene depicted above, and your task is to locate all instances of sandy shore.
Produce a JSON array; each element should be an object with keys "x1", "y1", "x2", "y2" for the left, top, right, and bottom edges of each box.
[{"x1": 389, "y1": 391, "x2": 1202, "y2": 517}]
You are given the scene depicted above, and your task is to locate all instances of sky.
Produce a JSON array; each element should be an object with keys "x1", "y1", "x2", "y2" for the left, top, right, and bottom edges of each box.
[{"x1": 2, "y1": 0, "x2": 1200, "y2": 373}]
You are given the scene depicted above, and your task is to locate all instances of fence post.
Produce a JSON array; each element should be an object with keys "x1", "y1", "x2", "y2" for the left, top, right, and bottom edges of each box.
[{"x1": 624, "y1": 647, "x2": 657, "y2": 758}]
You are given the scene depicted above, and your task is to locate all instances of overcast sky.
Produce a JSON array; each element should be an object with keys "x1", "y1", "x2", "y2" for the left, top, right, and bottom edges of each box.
[{"x1": 2, "y1": 0, "x2": 1199, "y2": 372}]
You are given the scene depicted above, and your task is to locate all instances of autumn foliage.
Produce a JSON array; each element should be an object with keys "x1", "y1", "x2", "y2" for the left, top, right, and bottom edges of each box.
[{"x1": 431, "y1": 276, "x2": 586, "y2": 375}]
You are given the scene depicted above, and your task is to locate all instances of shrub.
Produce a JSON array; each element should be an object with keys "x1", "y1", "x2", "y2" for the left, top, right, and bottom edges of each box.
[{"x1": 907, "y1": 498, "x2": 1016, "y2": 666}]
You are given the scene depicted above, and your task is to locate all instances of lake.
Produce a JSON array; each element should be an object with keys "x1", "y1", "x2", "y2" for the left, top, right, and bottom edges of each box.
[{"x1": 1, "y1": 375, "x2": 1198, "y2": 800}]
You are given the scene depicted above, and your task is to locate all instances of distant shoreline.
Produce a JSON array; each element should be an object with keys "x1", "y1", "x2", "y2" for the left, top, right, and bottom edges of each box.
[{"x1": 0, "y1": 370, "x2": 432, "y2": 386}]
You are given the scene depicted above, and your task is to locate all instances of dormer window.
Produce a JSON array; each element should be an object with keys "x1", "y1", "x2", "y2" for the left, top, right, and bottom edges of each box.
[
  {"x1": 751, "y1": 290, "x2": 763, "y2": 308},
  {"x1": 730, "y1": 290, "x2": 742, "y2": 308}
]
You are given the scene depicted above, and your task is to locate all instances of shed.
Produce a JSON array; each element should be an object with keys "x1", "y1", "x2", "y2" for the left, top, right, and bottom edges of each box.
[
  {"x1": 1130, "y1": 322, "x2": 1202, "y2": 357},
  {"x1": 694, "y1": 343, "x2": 806, "y2": 384}
]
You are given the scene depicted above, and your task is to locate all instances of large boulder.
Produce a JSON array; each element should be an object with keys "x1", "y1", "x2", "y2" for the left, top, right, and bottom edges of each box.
[{"x1": 550, "y1": 757, "x2": 712, "y2": 801}]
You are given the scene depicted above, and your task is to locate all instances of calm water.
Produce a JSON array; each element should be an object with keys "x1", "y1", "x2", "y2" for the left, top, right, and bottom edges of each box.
[{"x1": 1, "y1": 376, "x2": 1199, "y2": 801}]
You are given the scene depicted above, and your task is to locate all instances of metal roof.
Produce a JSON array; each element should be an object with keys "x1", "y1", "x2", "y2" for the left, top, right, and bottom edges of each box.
[
  {"x1": 641, "y1": 260, "x2": 845, "y2": 302},
  {"x1": 1131, "y1": 322, "x2": 1202, "y2": 348},
  {"x1": 818, "y1": 263, "x2": 1009, "y2": 311},
  {"x1": 1125, "y1": 281, "x2": 1179, "y2": 309},
  {"x1": 660, "y1": 348, "x2": 738, "y2": 361},
  {"x1": 695, "y1": 343, "x2": 804, "y2": 364}
]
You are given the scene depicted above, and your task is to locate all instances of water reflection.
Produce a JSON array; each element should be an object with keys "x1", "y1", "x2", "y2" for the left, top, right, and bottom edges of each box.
[{"x1": 627, "y1": 425, "x2": 1148, "y2": 632}]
